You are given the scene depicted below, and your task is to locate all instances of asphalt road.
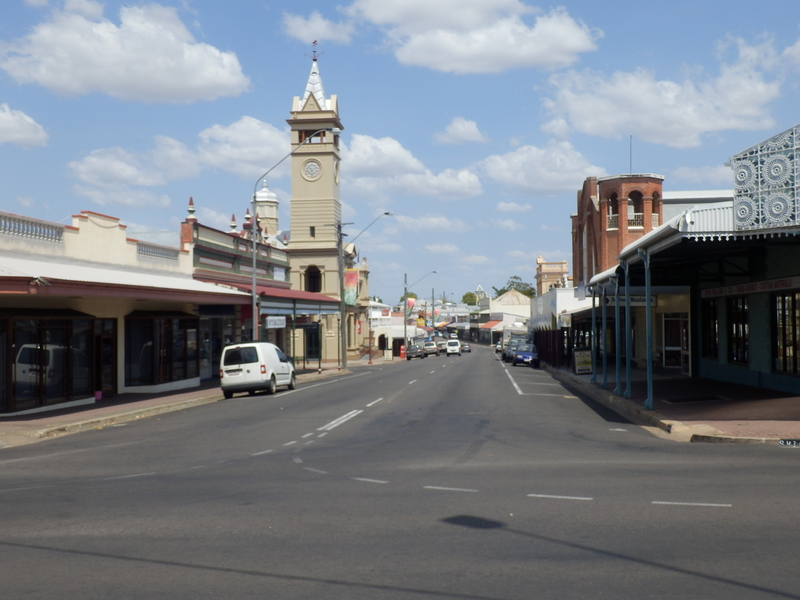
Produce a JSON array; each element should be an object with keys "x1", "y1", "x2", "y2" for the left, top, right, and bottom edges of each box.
[{"x1": 1, "y1": 345, "x2": 799, "y2": 599}]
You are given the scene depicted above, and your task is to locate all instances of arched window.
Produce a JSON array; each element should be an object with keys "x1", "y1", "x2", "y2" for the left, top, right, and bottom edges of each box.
[
  {"x1": 628, "y1": 191, "x2": 644, "y2": 228},
  {"x1": 305, "y1": 266, "x2": 322, "y2": 293}
]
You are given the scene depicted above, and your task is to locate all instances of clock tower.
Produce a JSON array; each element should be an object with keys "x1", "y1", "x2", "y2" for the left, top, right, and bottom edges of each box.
[{"x1": 287, "y1": 55, "x2": 344, "y2": 297}]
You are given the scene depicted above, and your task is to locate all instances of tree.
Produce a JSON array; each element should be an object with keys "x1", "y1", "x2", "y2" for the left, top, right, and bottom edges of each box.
[
  {"x1": 461, "y1": 292, "x2": 477, "y2": 305},
  {"x1": 399, "y1": 291, "x2": 417, "y2": 303},
  {"x1": 493, "y1": 275, "x2": 535, "y2": 298}
]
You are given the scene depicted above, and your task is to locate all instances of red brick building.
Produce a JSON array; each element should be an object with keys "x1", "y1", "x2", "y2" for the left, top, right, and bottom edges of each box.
[{"x1": 571, "y1": 174, "x2": 664, "y2": 289}]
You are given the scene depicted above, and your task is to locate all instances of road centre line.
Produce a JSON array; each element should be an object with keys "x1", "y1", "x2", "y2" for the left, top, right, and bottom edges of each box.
[
  {"x1": 0, "y1": 485, "x2": 56, "y2": 493},
  {"x1": 302, "y1": 433, "x2": 314, "y2": 438},
  {"x1": 104, "y1": 472, "x2": 157, "y2": 481},
  {"x1": 424, "y1": 486, "x2": 479, "y2": 493},
  {"x1": 283, "y1": 440, "x2": 298, "y2": 446},
  {"x1": 318, "y1": 409, "x2": 363, "y2": 432},
  {"x1": 304, "y1": 467, "x2": 327, "y2": 474},
  {"x1": 528, "y1": 493, "x2": 593, "y2": 501},
  {"x1": 366, "y1": 398, "x2": 383, "y2": 407},
  {"x1": 503, "y1": 370, "x2": 523, "y2": 395},
  {"x1": 353, "y1": 477, "x2": 389, "y2": 484},
  {"x1": 251, "y1": 449, "x2": 274, "y2": 456},
  {"x1": 409, "y1": 380, "x2": 417, "y2": 385},
  {"x1": 292, "y1": 456, "x2": 303, "y2": 463},
  {"x1": 652, "y1": 501, "x2": 732, "y2": 507}
]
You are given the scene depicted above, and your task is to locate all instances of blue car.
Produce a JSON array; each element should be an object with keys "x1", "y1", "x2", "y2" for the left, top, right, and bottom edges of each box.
[{"x1": 511, "y1": 343, "x2": 540, "y2": 368}]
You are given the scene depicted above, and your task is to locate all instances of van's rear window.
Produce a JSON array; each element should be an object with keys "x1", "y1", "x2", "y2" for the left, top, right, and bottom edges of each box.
[{"x1": 223, "y1": 347, "x2": 259, "y2": 366}]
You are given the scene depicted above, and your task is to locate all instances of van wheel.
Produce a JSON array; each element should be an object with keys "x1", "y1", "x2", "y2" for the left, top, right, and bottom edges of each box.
[
  {"x1": 266, "y1": 376, "x2": 277, "y2": 395},
  {"x1": 288, "y1": 373, "x2": 297, "y2": 390},
  {"x1": 223, "y1": 390, "x2": 233, "y2": 399}
]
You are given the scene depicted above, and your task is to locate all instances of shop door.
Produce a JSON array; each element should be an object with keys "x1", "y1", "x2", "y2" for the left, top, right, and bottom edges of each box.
[
  {"x1": 662, "y1": 313, "x2": 690, "y2": 374},
  {"x1": 94, "y1": 319, "x2": 117, "y2": 397}
]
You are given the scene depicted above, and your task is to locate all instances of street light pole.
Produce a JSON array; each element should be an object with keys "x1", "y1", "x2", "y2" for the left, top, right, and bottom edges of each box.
[
  {"x1": 403, "y1": 270, "x2": 437, "y2": 351},
  {"x1": 335, "y1": 211, "x2": 392, "y2": 370},
  {"x1": 250, "y1": 127, "x2": 339, "y2": 341}
]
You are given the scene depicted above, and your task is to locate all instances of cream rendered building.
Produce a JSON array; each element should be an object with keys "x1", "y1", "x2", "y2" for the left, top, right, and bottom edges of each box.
[{"x1": 287, "y1": 57, "x2": 371, "y2": 366}]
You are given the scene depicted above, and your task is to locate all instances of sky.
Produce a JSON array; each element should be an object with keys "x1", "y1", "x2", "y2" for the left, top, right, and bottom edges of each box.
[{"x1": 2, "y1": 0, "x2": 800, "y2": 305}]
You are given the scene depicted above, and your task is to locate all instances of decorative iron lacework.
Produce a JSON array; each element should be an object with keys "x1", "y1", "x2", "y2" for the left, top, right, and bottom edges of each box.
[{"x1": 730, "y1": 124, "x2": 799, "y2": 231}]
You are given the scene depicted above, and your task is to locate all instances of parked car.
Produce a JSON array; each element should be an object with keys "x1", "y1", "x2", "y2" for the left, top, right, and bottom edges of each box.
[
  {"x1": 461, "y1": 343, "x2": 472, "y2": 353},
  {"x1": 446, "y1": 340, "x2": 461, "y2": 356},
  {"x1": 511, "y1": 343, "x2": 540, "y2": 367},
  {"x1": 450, "y1": 333, "x2": 458, "y2": 339},
  {"x1": 423, "y1": 341, "x2": 438, "y2": 356},
  {"x1": 503, "y1": 338, "x2": 525, "y2": 362},
  {"x1": 495, "y1": 341, "x2": 503, "y2": 353},
  {"x1": 219, "y1": 342, "x2": 296, "y2": 399},
  {"x1": 406, "y1": 344, "x2": 426, "y2": 360}
]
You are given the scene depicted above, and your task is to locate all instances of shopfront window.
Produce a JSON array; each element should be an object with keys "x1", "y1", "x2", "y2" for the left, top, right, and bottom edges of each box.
[
  {"x1": 125, "y1": 315, "x2": 200, "y2": 387},
  {"x1": 774, "y1": 291, "x2": 800, "y2": 374},
  {"x1": 701, "y1": 299, "x2": 719, "y2": 359},
  {"x1": 728, "y1": 296, "x2": 749, "y2": 365}
]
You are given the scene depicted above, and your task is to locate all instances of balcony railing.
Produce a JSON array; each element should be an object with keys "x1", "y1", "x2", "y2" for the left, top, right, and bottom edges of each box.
[
  {"x1": 0, "y1": 213, "x2": 64, "y2": 243},
  {"x1": 137, "y1": 242, "x2": 179, "y2": 261},
  {"x1": 607, "y1": 213, "x2": 657, "y2": 231}
]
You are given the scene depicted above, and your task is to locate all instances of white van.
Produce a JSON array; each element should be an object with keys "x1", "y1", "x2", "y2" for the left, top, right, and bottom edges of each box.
[
  {"x1": 446, "y1": 340, "x2": 461, "y2": 356},
  {"x1": 219, "y1": 342, "x2": 296, "y2": 399}
]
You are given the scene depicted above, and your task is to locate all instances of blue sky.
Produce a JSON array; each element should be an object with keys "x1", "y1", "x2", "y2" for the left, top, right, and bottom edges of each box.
[{"x1": 2, "y1": 0, "x2": 800, "y2": 304}]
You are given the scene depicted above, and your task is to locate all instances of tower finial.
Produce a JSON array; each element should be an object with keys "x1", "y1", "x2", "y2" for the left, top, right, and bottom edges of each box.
[{"x1": 312, "y1": 40, "x2": 318, "y2": 61}]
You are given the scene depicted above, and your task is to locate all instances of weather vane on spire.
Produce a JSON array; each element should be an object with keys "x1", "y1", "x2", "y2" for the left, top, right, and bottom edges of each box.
[{"x1": 309, "y1": 40, "x2": 323, "y2": 62}]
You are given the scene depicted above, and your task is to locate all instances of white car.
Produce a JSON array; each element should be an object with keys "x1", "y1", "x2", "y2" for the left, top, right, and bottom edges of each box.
[
  {"x1": 220, "y1": 342, "x2": 296, "y2": 398},
  {"x1": 446, "y1": 340, "x2": 461, "y2": 356}
]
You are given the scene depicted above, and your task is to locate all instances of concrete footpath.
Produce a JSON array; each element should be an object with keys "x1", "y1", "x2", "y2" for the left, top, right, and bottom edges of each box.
[
  {"x1": 2, "y1": 351, "x2": 800, "y2": 449},
  {"x1": 549, "y1": 366, "x2": 800, "y2": 445}
]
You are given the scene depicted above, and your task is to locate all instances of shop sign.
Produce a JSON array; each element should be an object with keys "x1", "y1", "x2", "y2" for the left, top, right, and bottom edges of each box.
[{"x1": 266, "y1": 316, "x2": 286, "y2": 329}]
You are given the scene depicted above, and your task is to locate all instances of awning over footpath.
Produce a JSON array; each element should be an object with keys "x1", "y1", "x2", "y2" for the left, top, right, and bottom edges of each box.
[
  {"x1": 0, "y1": 253, "x2": 249, "y2": 303},
  {"x1": 480, "y1": 320, "x2": 503, "y2": 330},
  {"x1": 235, "y1": 284, "x2": 340, "y2": 316}
]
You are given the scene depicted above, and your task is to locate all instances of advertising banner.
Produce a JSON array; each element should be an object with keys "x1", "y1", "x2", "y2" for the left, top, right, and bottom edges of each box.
[{"x1": 344, "y1": 269, "x2": 359, "y2": 306}]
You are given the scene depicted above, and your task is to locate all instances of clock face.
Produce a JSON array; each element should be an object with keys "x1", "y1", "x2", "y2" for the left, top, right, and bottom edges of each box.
[{"x1": 302, "y1": 159, "x2": 322, "y2": 180}]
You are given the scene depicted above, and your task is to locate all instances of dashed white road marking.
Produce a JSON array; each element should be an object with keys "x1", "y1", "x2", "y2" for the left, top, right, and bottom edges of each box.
[
  {"x1": 318, "y1": 432, "x2": 328, "y2": 438},
  {"x1": 366, "y1": 398, "x2": 383, "y2": 407},
  {"x1": 304, "y1": 467, "x2": 327, "y2": 474},
  {"x1": 251, "y1": 449, "x2": 274, "y2": 456},
  {"x1": 528, "y1": 494, "x2": 593, "y2": 501},
  {"x1": 318, "y1": 410, "x2": 364, "y2": 432},
  {"x1": 409, "y1": 380, "x2": 417, "y2": 385},
  {"x1": 292, "y1": 456, "x2": 303, "y2": 464},
  {"x1": 283, "y1": 440, "x2": 298, "y2": 446},
  {"x1": 301, "y1": 433, "x2": 314, "y2": 438},
  {"x1": 430, "y1": 371, "x2": 436, "y2": 374},
  {"x1": 652, "y1": 501, "x2": 732, "y2": 507},
  {"x1": 424, "y1": 486, "x2": 479, "y2": 493},
  {"x1": 609, "y1": 428, "x2": 628, "y2": 432},
  {"x1": 104, "y1": 472, "x2": 157, "y2": 481},
  {"x1": 353, "y1": 478, "x2": 389, "y2": 484},
  {"x1": 0, "y1": 485, "x2": 56, "y2": 493}
]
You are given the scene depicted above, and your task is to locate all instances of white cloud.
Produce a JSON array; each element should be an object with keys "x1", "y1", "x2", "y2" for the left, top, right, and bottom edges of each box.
[
  {"x1": 343, "y1": 134, "x2": 425, "y2": 177},
  {"x1": 68, "y1": 117, "x2": 293, "y2": 205},
  {"x1": 480, "y1": 140, "x2": 605, "y2": 194},
  {"x1": 493, "y1": 218, "x2": 525, "y2": 231},
  {"x1": 197, "y1": 117, "x2": 290, "y2": 179},
  {"x1": 17, "y1": 197, "x2": 35, "y2": 208},
  {"x1": 283, "y1": 11, "x2": 355, "y2": 44},
  {"x1": 670, "y1": 165, "x2": 733, "y2": 187},
  {"x1": 343, "y1": 134, "x2": 482, "y2": 200},
  {"x1": 0, "y1": 103, "x2": 48, "y2": 148},
  {"x1": 25, "y1": 0, "x2": 50, "y2": 7},
  {"x1": 72, "y1": 184, "x2": 170, "y2": 208},
  {"x1": 497, "y1": 201, "x2": 532, "y2": 212},
  {"x1": 434, "y1": 117, "x2": 487, "y2": 144},
  {"x1": 543, "y1": 38, "x2": 781, "y2": 148},
  {"x1": 460, "y1": 254, "x2": 492, "y2": 265},
  {"x1": 344, "y1": 2, "x2": 599, "y2": 74},
  {"x1": 426, "y1": 243, "x2": 460, "y2": 254},
  {"x1": 390, "y1": 214, "x2": 469, "y2": 233},
  {"x1": 1, "y1": 4, "x2": 250, "y2": 102}
]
